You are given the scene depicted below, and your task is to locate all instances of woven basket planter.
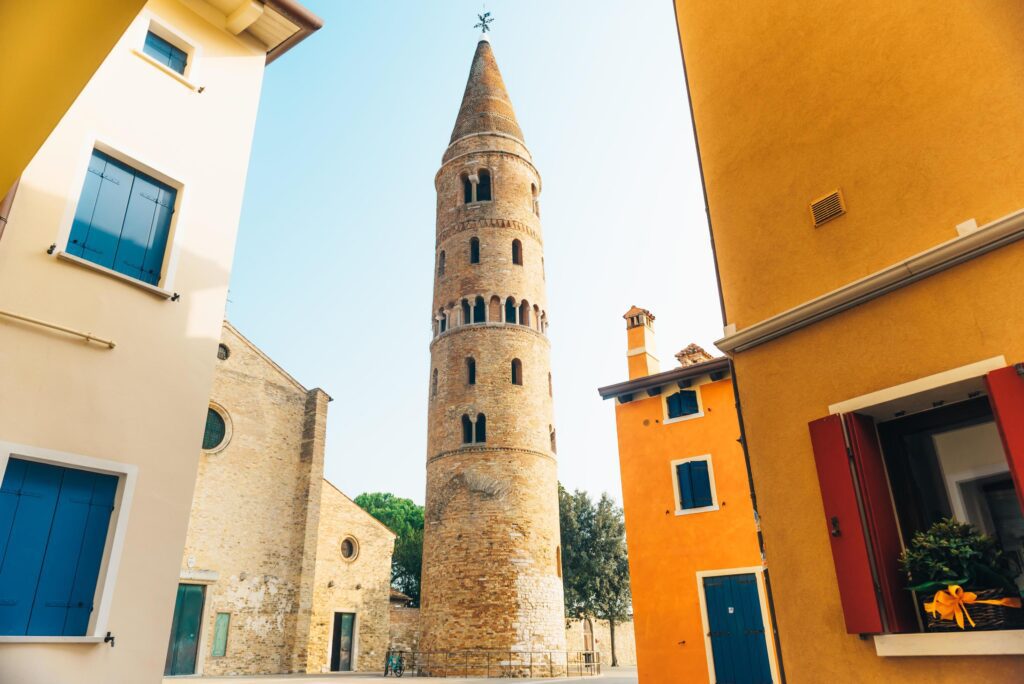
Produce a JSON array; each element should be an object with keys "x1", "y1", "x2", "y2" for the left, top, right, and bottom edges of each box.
[{"x1": 925, "y1": 589, "x2": 1024, "y2": 632}]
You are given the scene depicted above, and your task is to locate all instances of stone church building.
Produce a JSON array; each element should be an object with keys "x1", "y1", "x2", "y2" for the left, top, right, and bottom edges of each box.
[{"x1": 164, "y1": 322, "x2": 395, "y2": 677}]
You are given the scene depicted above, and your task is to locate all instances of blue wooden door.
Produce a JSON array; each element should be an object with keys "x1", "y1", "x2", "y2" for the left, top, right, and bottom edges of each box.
[
  {"x1": 0, "y1": 458, "x2": 117, "y2": 636},
  {"x1": 703, "y1": 574, "x2": 772, "y2": 684}
]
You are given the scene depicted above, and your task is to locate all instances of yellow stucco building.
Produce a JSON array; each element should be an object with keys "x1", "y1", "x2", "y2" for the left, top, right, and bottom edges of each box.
[
  {"x1": 673, "y1": 1, "x2": 1024, "y2": 680},
  {"x1": 0, "y1": 2, "x2": 320, "y2": 682}
]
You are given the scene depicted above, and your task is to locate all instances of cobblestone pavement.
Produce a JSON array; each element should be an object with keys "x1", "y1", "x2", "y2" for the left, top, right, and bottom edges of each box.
[{"x1": 164, "y1": 665, "x2": 639, "y2": 684}]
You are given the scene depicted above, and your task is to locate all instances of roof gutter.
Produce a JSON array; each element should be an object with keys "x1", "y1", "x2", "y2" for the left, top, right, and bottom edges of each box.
[
  {"x1": 717, "y1": 207, "x2": 1024, "y2": 354},
  {"x1": 263, "y1": 0, "x2": 323, "y2": 65},
  {"x1": 597, "y1": 357, "x2": 730, "y2": 400}
]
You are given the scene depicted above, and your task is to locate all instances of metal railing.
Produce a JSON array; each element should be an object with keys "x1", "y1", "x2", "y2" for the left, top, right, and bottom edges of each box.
[{"x1": 385, "y1": 649, "x2": 602, "y2": 678}]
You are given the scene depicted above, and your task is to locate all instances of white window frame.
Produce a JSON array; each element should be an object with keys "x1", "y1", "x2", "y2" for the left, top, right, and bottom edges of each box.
[
  {"x1": 53, "y1": 137, "x2": 187, "y2": 298},
  {"x1": 696, "y1": 566, "x2": 781, "y2": 684},
  {"x1": 0, "y1": 441, "x2": 138, "y2": 643},
  {"x1": 663, "y1": 385, "x2": 704, "y2": 424},
  {"x1": 670, "y1": 454, "x2": 719, "y2": 516},
  {"x1": 131, "y1": 13, "x2": 203, "y2": 90}
]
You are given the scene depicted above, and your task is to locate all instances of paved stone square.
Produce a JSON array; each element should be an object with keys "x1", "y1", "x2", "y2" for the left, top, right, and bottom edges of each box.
[{"x1": 163, "y1": 665, "x2": 639, "y2": 684}]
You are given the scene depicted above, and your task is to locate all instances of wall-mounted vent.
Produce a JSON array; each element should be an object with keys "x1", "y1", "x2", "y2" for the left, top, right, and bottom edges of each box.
[{"x1": 810, "y1": 190, "x2": 846, "y2": 227}]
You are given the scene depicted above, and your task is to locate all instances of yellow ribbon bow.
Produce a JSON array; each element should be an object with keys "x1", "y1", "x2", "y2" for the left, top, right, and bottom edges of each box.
[{"x1": 924, "y1": 584, "x2": 1022, "y2": 629}]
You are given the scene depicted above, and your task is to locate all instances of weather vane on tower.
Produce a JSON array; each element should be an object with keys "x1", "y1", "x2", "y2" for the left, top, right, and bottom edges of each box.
[{"x1": 474, "y1": 11, "x2": 493, "y2": 33}]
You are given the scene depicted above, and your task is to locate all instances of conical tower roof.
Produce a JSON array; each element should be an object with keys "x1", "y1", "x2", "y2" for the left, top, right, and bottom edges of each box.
[{"x1": 449, "y1": 38, "x2": 524, "y2": 145}]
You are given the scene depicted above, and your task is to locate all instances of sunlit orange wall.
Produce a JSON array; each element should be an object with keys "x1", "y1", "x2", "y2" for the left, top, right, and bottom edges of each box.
[
  {"x1": 614, "y1": 377, "x2": 767, "y2": 684},
  {"x1": 0, "y1": 1, "x2": 145, "y2": 196},
  {"x1": 673, "y1": 1, "x2": 1024, "y2": 680}
]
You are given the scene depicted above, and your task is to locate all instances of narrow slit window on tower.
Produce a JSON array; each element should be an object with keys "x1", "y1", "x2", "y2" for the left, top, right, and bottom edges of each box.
[
  {"x1": 475, "y1": 413, "x2": 487, "y2": 443},
  {"x1": 477, "y1": 169, "x2": 492, "y2": 201},
  {"x1": 470, "y1": 237, "x2": 480, "y2": 264},
  {"x1": 505, "y1": 297, "x2": 517, "y2": 323},
  {"x1": 438, "y1": 250, "x2": 446, "y2": 276},
  {"x1": 461, "y1": 299, "x2": 471, "y2": 326},
  {"x1": 531, "y1": 183, "x2": 540, "y2": 216},
  {"x1": 512, "y1": 239, "x2": 523, "y2": 265},
  {"x1": 549, "y1": 426, "x2": 557, "y2": 453},
  {"x1": 462, "y1": 414, "x2": 473, "y2": 444},
  {"x1": 473, "y1": 296, "x2": 486, "y2": 323},
  {"x1": 548, "y1": 372, "x2": 553, "y2": 397},
  {"x1": 431, "y1": 368, "x2": 438, "y2": 398},
  {"x1": 439, "y1": 309, "x2": 447, "y2": 333},
  {"x1": 462, "y1": 173, "x2": 473, "y2": 204},
  {"x1": 511, "y1": 358, "x2": 523, "y2": 385},
  {"x1": 466, "y1": 357, "x2": 476, "y2": 385}
]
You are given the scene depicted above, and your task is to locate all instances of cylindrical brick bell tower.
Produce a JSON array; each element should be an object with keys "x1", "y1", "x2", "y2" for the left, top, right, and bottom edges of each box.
[{"x1": 419, "y1": 35, "x2": 567, "y2": 669}]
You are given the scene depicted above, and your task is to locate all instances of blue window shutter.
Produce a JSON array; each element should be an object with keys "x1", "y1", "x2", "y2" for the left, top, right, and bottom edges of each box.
[
  {"x1": 143, "y1": 32, "x2": 188, "y2": 74},
  {"x1": 142, "y1": 186, "x2": 175, "y2": 284},
  {"x1": 0, "y1": 460, "x2": 63, "y2": 635},
  {"x1": 113, "y1": 174, "x2": 175, "y2": 285},
  {"x1": 70, "y1": 152, "x2": 133, "y2": 269},
  {"x1": 67, "y1": 157, "x2": 106, "y2": 259},
  {"x1": 690, "y1": 460, "x2": 713, "y2": 508},
  {"x1": 667, "y1": 393, "x2": 681, "y2": 418},
  {"x1": 63, "y1": 473, "x2": 117, "y2": 635},
  {"x1": 676, "y1": 462, "x2": 694, "y2": 509},
  {"x1": 680, "y1": 390, "x2": 699, "y2": 415}
]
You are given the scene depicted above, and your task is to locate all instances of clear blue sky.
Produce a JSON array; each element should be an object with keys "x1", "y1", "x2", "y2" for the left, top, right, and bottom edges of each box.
[{"x1": 228, "y1": 1, "x2": 723, "y2": 505}]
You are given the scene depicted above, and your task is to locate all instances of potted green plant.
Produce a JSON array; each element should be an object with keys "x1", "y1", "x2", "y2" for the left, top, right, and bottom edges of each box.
[{"x1": 899, "y1": 518, "x2": 1022, "y2": 631}]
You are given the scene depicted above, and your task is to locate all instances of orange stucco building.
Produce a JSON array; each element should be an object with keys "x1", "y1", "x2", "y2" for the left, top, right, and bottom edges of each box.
[
  {"x1": 599, "y1": 308, "x2": 779, "y2": 684},
  {"x1": 673, "y1": 1, "x2": 1024, "y2": 681}
]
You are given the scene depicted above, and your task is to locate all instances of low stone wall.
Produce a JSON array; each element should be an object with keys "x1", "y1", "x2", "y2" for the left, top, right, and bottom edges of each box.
[{"x1": 389, "y1": 604, "x2": 422, "y2": 652}]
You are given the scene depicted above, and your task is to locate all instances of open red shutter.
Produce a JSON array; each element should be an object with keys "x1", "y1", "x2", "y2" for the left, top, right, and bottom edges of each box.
[
  {"x1": 985, "y1": 363, "x2": 1024, "y2": 513},
  {"x1": 808, "y1": 414, "x2": 883, "y2": 634},
  {"x1": 844, "y1": 413, "x2": 917, "y2": 633}
]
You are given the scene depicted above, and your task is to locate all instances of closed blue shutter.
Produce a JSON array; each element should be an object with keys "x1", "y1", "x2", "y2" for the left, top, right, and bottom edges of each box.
[
  {"x1": 676, "y1": 462, "x2": 694, "y2": 509},
  {"x1": 143, "y1": 32, "x2": 188, "y2": 74},
  {"x1": 667, "y1": 390, "x2": 699, "y2": 419},
  {"x1": 689, "y1": 459, "x2": 713, "y2": 508},
  {"x1": 68, "y1": 151, "x2": 176, "y2": 286},
  {"x1": 0, "y1": 459, "x2": 118, "y2": 636}
]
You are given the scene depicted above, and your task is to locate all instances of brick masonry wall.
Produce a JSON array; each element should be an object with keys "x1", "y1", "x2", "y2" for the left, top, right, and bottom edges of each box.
[
  {"x1": 564, "y1": 619, "x2": 637, "y2": 667},
  {"x1": 389, "y1": 605, "x2": 422, "y2": 652},
  {"x1": 178, "y1": 324, "x2": 393, "y2": 675},
  {"x1": 421, "y1": 40, "x2": 566, "y2": 660}
]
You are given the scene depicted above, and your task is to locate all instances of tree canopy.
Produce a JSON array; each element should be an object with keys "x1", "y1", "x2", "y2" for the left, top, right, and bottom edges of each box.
[
  {"x1": 354, "y1": 492, "x2": 424, "y2": 603},
  {"x1": 558, "y1": 484, "x2": 632, "y2": 664}
]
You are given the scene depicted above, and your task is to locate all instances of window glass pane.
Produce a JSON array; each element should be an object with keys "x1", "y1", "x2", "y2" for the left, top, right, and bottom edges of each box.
[
  {"x1": 211, "y1": 613, "x2": 230, "y2": 656},
  {"x1": 143, "y1": 31, "x2": 188, "y2": 74},
  {"x1": 203, "y1": 409, "x2": 226, "y2": 450}
]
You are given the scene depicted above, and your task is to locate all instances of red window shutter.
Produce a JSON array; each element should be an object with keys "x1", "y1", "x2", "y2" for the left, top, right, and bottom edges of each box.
[
  {"x1": 808, "y1": 414, "x2": 883, "y2": 634},
  {"x1": 844, "y1": 413, "x2": 917, "y2": 633},
  {"x1": 985, "y1": 364, "x2": 1024, "y2": 513}
]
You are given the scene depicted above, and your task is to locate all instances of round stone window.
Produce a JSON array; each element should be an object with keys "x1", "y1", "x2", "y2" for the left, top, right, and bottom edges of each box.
[
  {"x1": 202, "y1": 405, "x2": 230, "y2": 452},
  {"x1": 341, "y1": 536, "x2": 359, "y2": 561}
]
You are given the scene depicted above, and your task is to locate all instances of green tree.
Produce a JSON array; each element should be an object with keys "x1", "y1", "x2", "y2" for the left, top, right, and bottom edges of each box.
[
  {"x1": 354, "y1": 492, "x2": 424, "y2": 603},
  {"x1": 558, "y1": 484, "x2": 632, "y2": 666}
]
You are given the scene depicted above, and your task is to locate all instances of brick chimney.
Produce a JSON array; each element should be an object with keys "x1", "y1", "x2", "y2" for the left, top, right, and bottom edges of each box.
[{"x1": 676, "y1": 343, "x2": 714, "y2": 367}]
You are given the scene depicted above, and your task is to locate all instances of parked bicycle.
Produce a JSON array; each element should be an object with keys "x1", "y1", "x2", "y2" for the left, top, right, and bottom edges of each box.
[{"x1": 384, "y1": 650, "x2": 405, "y2": 677}]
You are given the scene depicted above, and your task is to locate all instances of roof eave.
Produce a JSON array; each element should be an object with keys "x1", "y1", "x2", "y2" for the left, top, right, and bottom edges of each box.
[
  {"x1": 596, "y1": 357, "x2": 731, "y2": 400},
  {"x1": 263, "y1": 0, "x2": 323, "y2": 65}
]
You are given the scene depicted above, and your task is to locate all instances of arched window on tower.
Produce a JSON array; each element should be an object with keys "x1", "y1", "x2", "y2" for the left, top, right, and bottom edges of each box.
[
  {"x1": 462, "y1": 414, "x2": 473, "y2": 444},
  {"x1": 438, "y1": 309, "x2": 447, "y2": 333},
  {"x1": 461, "y1": 299, "x2": 471, "y2": 326},
  {"x1": 462, "y1": 173, "x2": 473, "y2": 204},
  {"x1": 531, "y1": 183, "x2": 540, "y2": 216},
  {"x1": 473, "y1": 296, "x2": 486, "y2": 323},
  {"x1": 505, "y1": 297, "x2": 517, "y2": 323},
  {"x1": 470, "y1": 237, "x2": 480, "y2": 264},
  {"x1": 519, "y1": 300, "x2": 531, "y2": 327},
  {"x1": 533, "y1": 304, "x2": 540, "y2": 330},
  {"x1": 489, "y1": 295, "x2": 502, "y2": 322},
  {"x1": 431, "y1": 368, "x2": 438, "y2": 398},
  {"x1": 466, "y1": 357, "x2": 476, "y2": 385},
  {"x1": 438, "y1": 250, "x2": 446, "y2": 276},
  {"x1": 511, "y1": 358, "x2": 523, "y2": 385},
  {"x1": 477, "y1": 169, "x2": 492, "y2": 201},
  {"x1": 512, "y1": 239, "x2": 523, "y2": 265},
  {"x1": 475, "y1": 413, "x2": 487, "y2": 442}
]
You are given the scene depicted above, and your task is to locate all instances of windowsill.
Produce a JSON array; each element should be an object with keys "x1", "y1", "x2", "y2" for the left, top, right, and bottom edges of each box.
[
  {"x1": 0, "y1": 636, "x2": 105, "y2": 644},
  {"x1": 131, "y1": 49, "x2": 198, "y2": 91},
  {"x1": 57, "y1": 252, "x2": 174, "y2": 300},
  {"x1": 874, "y1": 630, "x2": 1024, "y2": 656},
  {"x1": 675, "y1": 505, "x2": 719, "y2": 516},
  {"x1": 664, "y1": 412, "x2": 705, "y2": 425}
]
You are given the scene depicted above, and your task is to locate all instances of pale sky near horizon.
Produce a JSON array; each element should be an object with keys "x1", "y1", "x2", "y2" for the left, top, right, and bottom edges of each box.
[{"x1": 227, "y1": 1, "x2": 723, "y2": 505}]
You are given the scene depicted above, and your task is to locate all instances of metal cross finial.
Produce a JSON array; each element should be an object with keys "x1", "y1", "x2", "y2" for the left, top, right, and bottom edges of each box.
[{"x1": 474, "y1": 12, "x2": 493, "y2": 33}]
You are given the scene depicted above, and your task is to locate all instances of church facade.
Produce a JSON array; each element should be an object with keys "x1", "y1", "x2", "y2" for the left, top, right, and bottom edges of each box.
[
  {"x1": 419, "y1": 35, "x2": 567, "y2": 669},
  {"x1": 166, "y1": 322, "x2": 395, "y2": 676}
]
